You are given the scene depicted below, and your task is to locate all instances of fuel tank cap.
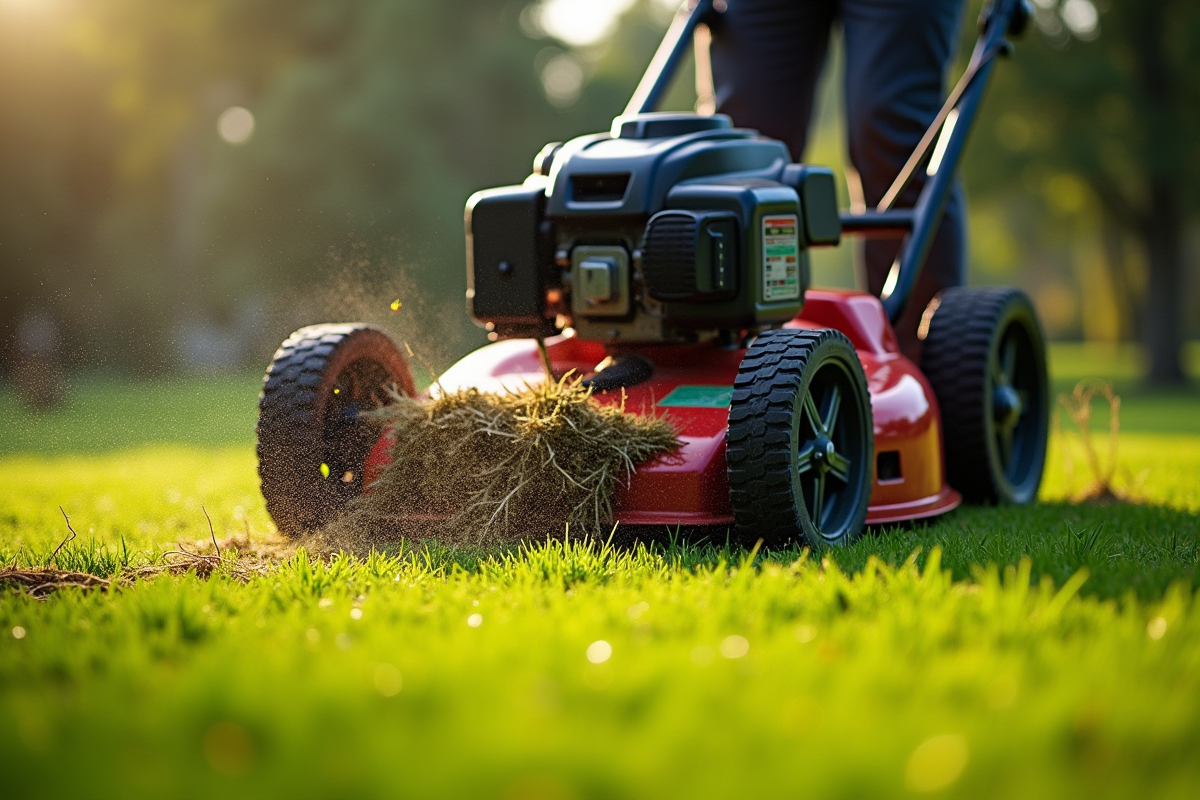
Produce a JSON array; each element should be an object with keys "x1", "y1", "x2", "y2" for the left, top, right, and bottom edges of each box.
[{"x1": 610, "y1": 112, "x2": 733, "y2": 140}]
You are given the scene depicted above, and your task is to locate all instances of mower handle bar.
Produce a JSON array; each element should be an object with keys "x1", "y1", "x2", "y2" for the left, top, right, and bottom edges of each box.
[
  {"x1": 624, "y1": 0, "x2": 716, "y2": 117},
  {"x1": 627, "y1": 0, "x2": 1027, "y2": 324}
]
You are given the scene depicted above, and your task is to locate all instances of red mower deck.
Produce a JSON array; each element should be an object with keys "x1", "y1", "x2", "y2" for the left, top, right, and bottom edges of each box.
[{"x1": 363, "y1": 290, "x2": 962, "y2": 529}]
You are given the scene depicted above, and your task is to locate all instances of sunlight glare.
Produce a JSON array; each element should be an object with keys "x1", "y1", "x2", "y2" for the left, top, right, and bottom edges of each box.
[
  {"x1": 540, "y1": 53, "x2": 584, "y2": 107},
  {"x1": 373, "y1": 663, "x2": 404, "y2": 696},
  {"x1": 0, "y1": 0, "x2": 60, "y2": 15},
  {"x1": 905, "y1": 734, "x2": 969, "y2": 792},
  {"x1": 719, "y1": 635, "x2": 749, "y2": 659},
  {"x1": 1060, "y1": 0, "x2": 1099, "y2": 40},
  {"x1": 217, "y1": 106, "x2": 255, "y2": 145},
  {"x1": 586, "y1": 640, "x2": 612, "y2": 663},
  {"x1": 535, "y1": 0, "x2": 637, "y2": 47}
]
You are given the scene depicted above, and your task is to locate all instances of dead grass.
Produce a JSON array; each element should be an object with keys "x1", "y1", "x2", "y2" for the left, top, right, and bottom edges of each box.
[
  {"x1": 0, "y1": 540, "x2": 292, "y2": 597},
  {"x1": 0, "y1": 567, "x2": 112, "y2": 597},
  {"x1": 1056, "y1": 379, "x2": 1145, "y2": 504},
  {"x1": 317, "y1": 375, "x2": 679, "y2": 550},
  {"x1": 0, "y1": 549, "x2": 265, "y2": 598},
  {"x1": 0, "y1": 508, "x2": 285, "y2": 597}
]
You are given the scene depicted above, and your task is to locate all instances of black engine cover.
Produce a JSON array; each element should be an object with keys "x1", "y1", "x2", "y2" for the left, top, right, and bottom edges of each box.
[{"x1": 465, "y1": 183, "x2": 557, "y2": 338}]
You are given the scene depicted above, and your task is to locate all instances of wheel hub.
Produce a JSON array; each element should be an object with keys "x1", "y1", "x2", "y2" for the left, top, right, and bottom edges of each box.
[
  {"x1": 809, "y1": 437, "x2": 837, "y2": 469},
  {"x1": 993, "y1": 384, "x2": 1022, "y2": 428}
]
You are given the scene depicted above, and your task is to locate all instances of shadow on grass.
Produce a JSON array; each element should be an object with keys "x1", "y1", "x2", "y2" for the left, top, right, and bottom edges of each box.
[{"x1": 613, "y1": 499, "x2": 1198, "y2": 601}]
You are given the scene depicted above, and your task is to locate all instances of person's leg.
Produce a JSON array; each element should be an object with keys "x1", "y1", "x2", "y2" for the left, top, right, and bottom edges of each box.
[
  {"x1": 708, "y1": 0, "x2": 838, "y2": 161},
  {"x1": 842, "y1": 0, "x2": 967, "y2": 359}
]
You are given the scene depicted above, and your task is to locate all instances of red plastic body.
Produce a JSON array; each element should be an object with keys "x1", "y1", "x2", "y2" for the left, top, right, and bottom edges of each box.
[{"x1": 363, "y1": 289, "x2": 960, "y2": 527}]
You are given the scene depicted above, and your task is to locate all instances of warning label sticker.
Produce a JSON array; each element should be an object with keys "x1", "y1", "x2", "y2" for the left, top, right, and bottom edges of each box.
[{"x1": 761, "y1": 214, "x2": 801, "y2": 301}]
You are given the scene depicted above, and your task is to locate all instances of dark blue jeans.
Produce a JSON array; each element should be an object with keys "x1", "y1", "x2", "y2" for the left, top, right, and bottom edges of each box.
[{"x1": 709, "y1": 0, "x2": 967, "y2": 354}]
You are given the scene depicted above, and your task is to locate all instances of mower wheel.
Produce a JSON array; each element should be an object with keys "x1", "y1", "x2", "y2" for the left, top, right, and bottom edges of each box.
[
  {"x1": 256, "y1": 324, "x2": 415, "y2": 537},
  {"x1": 920, "y1": 287, "x2": 1049, "y2": 504},
  {"x1": 727, "y1": 328, "x2": 874, "y2": 548}
]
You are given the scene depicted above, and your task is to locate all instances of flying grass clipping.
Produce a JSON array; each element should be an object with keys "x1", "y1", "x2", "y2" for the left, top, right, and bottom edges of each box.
[{"x1": 320, "y1": 374, "x2": 679, "y2": 548}]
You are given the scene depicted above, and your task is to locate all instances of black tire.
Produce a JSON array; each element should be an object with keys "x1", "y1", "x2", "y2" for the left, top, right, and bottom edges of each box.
[
  {"x1": 920, "y1": 287, "x2": 1049, "y2": 504},
  {"x1": 726, "y1": 329, "x2": 874, "y2": 548},
  {"x1": 256, "y1": 324, "x2": 415, "y2": 536}
]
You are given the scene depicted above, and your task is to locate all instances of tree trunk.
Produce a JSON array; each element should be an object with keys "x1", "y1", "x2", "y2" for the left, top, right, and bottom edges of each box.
[
  {"x1": 1099, "y1": 224, "x2": 1138, "y2": 341},
  {"x1": 1140, "y1": 179, "x2": 1187, "y2": 385},
  {"x1": 1130, "y1": 2, "x2": 1188, "y2": 386}
]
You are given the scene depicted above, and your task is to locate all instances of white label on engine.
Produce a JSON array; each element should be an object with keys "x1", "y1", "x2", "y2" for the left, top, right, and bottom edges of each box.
[{"x1": 762, "y1": 214, "x2": 801, "y2": 301}]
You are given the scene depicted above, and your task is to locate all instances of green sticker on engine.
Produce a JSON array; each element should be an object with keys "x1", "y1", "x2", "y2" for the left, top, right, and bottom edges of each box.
[
  {"x1": 657, "y1": 385, "x2": 733, "y2": 408},
  {"x1": 762, "y1": 213, "x2": 801, "y2": 301}
]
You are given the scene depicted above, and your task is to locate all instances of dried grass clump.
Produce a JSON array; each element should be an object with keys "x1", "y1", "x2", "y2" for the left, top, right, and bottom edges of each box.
[
  {"x1": 1055, "y1": 379, "x2": 1143, "y2": 504},
  {"x1": 322, "y1": 375, "x2": 679, "y2": 548},
  {"x1": 0, "y1": 567, "x2": 112, "y2": 597}
]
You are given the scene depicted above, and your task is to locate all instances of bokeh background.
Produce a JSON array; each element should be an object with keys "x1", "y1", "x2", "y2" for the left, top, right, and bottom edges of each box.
[{"x1": 2, "y1": 0, "x2": 1197, "y2": 395}]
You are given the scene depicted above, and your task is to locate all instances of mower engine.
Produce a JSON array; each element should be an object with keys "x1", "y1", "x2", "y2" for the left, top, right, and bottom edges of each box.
[{"x1": 466, "y1": 113, "x2": 842, "y2": 344}]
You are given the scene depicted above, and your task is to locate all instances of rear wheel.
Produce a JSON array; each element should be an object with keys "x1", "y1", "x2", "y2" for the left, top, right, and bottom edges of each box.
[
  {"x1": 920, "y1": 287, "x2": 1049, "y2": 504},
  {"x1": 726, "y1": 329, "x2": 874, "y2": 548},
  {"x1": 256, "y1": 324, "x2": 414, "y2": 536}
]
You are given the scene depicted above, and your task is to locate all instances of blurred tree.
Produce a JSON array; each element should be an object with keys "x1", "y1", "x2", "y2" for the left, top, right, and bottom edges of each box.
[
  {"x1": 0, "y1": 0, "x2": 304, "y2": 374},
  {"x1": 0, "y1": 7, "x2": 117, "y2": 373},
  {"x1": 969, "y1": 0, "x2": 1199, "y2": 385},
  {"x1": 3, "y1": 0, "x2": 1194, "y2": 383},
  {"x1": 1, "y1": 0, "x2": 583, "y2": 373},
  {"x1": 197, "y1": 0, "x2": 627, "y2": 367}
]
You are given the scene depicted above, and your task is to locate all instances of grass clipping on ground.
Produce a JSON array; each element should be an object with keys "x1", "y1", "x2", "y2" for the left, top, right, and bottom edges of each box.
[{"x1": 322, "y1": 376, "x2": 679, "y2": 549}]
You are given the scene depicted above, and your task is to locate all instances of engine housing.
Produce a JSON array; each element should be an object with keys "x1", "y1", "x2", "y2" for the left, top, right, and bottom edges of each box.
[{"x1": 465, "y1": 112, "x2": 841, "y2": 343}]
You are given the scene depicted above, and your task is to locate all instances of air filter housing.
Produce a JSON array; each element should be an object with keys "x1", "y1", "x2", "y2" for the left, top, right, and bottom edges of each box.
[{"x1": 641, "y1": 210, "x2": 739, "y2": 303}]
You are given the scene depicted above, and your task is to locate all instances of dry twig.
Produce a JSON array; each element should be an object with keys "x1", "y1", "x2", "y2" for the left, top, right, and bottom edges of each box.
[
  {"x1": 202, "y1": 504, "x2": 220, "y2": 557},
  {"x1": 1057, "y1": 379, "x2": 1136, "y2": 504},
  {"x1": 49, "y1": 506, "x2": 77, "y2": 565}
]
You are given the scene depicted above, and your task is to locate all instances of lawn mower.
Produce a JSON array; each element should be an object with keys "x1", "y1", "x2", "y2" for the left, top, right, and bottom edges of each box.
[{"x1": 255, "y1": 0, "x2": 1049, "y2": 548}]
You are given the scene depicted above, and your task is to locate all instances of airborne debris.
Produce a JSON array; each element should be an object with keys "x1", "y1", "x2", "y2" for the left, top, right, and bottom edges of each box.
[{"x1": 318, "y1": 375, "x2": 679, "y2": 550}]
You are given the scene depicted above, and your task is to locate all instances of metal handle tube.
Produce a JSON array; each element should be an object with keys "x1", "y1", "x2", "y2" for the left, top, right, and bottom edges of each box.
[
  {"x1": 879, "y1": 0, "x2": 1019, "y2": 323},
  {"x1": 624, "y1": 0, "x2": 715, "y2": 116},
  {"x1": 839, "y1": 210, "x2": 915, "y2": 237}
]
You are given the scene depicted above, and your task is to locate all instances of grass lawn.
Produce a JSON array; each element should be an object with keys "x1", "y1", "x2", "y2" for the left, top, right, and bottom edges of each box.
[{"x1": 1, "y1": 346, "x2": 1198, "y2": 798}]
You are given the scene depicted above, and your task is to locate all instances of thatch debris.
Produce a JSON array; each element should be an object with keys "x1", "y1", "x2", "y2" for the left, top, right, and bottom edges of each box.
[
  {"x1": 0, "y1": 545, "x2": 273, "y2": 598},
  {"x1": 0, "y1": 507, "x2": 113, "y2": 596},
  {"x1": 0, "y1": 567, "x2": 112, "y2": 598},
  {"x1": 318, "y1": 374, "x2": 680, "y2": 550},
  {"x1": 1, "y1": 508, "x2": 282, "y2": 598},
  {"x1": 127, "y1": 544, "x2": 254, "y2": 582}
]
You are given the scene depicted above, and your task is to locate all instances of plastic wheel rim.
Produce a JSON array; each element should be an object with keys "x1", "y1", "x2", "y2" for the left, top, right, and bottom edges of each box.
[
  {"x1": 790, "y1": 357, "x2": 871, "y2": 541},
  {"x1": 321, "y1": 357, "x2": 395, "y2": 490},
  {"x1": 988, "y1": 318, "x2": 1046, "y2": 501}
]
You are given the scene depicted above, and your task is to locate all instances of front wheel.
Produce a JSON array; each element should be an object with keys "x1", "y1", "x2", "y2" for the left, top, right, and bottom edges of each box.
[
  {"x1": 726, "y1": 328, "x2": 874, "y2": 548},
  {"x1": 256, "y1": 324, "x2": 415, "y2": 536}
]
